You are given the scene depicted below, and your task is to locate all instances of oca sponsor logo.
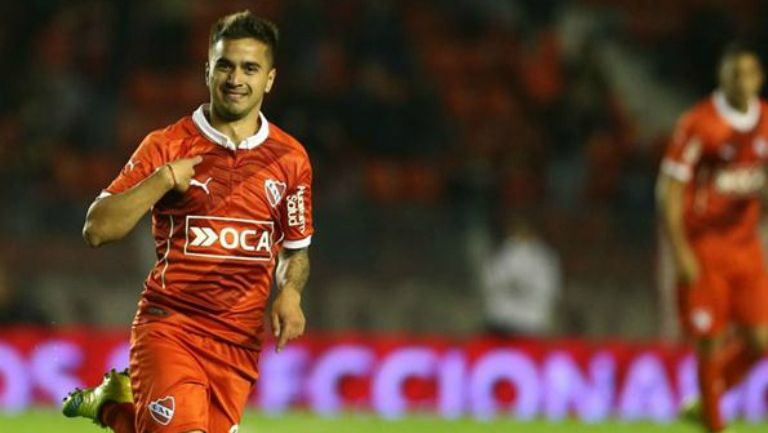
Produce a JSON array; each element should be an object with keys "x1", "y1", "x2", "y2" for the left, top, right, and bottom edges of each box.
[
  {"x1": 184, "y1": 216, "x2": 274, "y2": 261},
  {"x1": 713, "y1": 166, "x2": 766, "y2": 196}
]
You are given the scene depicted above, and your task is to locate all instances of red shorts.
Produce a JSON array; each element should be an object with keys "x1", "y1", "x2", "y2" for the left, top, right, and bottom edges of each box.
[
  {"x1": 678, "y1": 239, "x2": 768, "y2": 338},
  {"x1": 129, "y1": 318, "x2": 259, "y2": 433}
]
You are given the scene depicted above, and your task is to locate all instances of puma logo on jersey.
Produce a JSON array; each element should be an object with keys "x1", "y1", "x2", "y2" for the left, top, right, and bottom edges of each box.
[
  {"x1": 190, "y1": 177, "x2": 213, "y2": 195},
  {"x1": 264, "y1": 179, "x2": 287, "y2": 207},
  {"x1": 184, "y1": 216, "x2": 274, "y2": 261}
]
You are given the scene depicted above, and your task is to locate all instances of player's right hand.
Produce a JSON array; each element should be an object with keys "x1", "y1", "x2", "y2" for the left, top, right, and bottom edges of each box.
[
  {"x1": 165, "y1": 156, "x2": 204, "y2": 193},
  {"x1": 676, "y1": 248, "x2": 699, "y2": 285}
]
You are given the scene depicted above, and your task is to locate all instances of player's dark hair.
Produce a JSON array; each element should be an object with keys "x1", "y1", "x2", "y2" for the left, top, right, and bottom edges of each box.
[
  {"x1": 718, "y1": 41, "x2": 760, "y2": 69},
  {"x1": 209, "y1": 10, "x2": 279, "y2": 66}
]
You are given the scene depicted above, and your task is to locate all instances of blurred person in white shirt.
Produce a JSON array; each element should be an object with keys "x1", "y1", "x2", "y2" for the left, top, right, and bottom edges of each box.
[{"x1": 480, "y1": 218, "x2": 561, "y2": 336}]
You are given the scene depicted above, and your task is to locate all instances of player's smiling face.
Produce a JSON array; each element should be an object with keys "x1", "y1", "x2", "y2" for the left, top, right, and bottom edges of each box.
[{"x1": 207, "y1": 38, "x2": 276, "y2": 121}]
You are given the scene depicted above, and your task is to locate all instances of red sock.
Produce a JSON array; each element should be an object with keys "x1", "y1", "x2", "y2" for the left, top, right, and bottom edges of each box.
[
  {"x1": 720, "y1": 339, "x2": 760, "y2": 390},
  {"x1": 698, "y1": 352, "x2": 725, "y2": 432},
  {"x1": 100, "y1": 402, "x2": 136, "y2": 433}
]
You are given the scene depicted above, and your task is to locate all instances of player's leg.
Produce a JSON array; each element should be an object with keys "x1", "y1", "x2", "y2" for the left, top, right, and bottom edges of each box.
[
  {"x1": 62, "y1": 368, "x2": 134, "y2": 432},
  {"x1": 696, "y1": 334, "x2": 729, "y2": 432},
  {"x1": 724, "y1": 270, "x2": 768, "y2": 390},
  {"x1": 679, "y1": 272, "x2": 730, "y2": 432},
  {"x1": 130, "y1": 322, "x2": 211, "y2": 433},
  {"x1": 100, "y1": 401, "x2": 137, "y2": 433},
  {"x1": 207, "y1": 376, "x2": 252, "y2": 433},
  {"x1": 716, "y1": 326, "x2": 765, "y2": 390},
  {"x1": 203, "y1": 337, "x2": 259, "y2": 433}
]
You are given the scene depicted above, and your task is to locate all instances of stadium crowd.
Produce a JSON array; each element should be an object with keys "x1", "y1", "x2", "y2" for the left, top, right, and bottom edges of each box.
[{"x1": 2, "y1": 0, "x2": 768, "y2": 337}]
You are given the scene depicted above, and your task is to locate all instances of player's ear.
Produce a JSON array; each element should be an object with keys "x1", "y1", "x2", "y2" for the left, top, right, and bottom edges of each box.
[
  {"x1": 204, "y1": 61, "x2": 212, "y2": 86},
  {"x1": 265, "y1": 68, "x2": 277, "y2": 94}
]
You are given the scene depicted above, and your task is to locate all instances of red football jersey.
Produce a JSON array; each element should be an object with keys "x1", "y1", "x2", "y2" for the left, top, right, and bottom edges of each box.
[
  {"x1": 101, "y1": 105, "x2": 313, "y2": 349},
  {"x1": 661, "y1": 91, "x2": 768, "y2": 245}
]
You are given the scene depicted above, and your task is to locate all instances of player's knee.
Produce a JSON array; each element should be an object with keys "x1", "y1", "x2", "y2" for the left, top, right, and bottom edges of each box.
[
  {"x1": 746, "y1": 327, "x2": 768, "y2": 354},
  {"x1": 696, "y1": 335, "x2": 726, "y2": 356}
]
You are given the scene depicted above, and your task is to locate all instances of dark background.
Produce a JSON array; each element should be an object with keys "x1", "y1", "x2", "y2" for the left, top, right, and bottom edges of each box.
[{"x1": 1, "y1": 0, "x2": 766, "y2": 339}]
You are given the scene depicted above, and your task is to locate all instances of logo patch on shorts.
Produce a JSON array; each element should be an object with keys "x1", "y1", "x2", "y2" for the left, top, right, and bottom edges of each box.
[
  {"x1": 691, "y1": 308, "x2": 713, "y2": 333},
  {"x1": 229, "y1": 425, "x2": 239, "y2": 433},
  {"x1": 148, "y1": 396, "x2": 175, "y2": 425}
]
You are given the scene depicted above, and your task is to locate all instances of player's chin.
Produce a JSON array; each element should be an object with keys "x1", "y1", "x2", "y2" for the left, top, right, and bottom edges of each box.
[{"x1": 214, "y1": 100, "x2": 254, "y2": 120}]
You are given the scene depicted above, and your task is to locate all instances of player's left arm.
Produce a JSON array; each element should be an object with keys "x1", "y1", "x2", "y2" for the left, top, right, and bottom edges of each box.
[
  {"x1": 271, "y1": 150, "x2": 314, "y2": 352},
  {"x1": 272, "y1": 247, "x2": 310, "y2": 352}
]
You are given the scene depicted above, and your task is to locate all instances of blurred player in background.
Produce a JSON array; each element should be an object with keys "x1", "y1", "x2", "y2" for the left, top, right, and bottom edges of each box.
[
  {"x1": 657, "y1": 44, "x2": 768, "y2": 433},
  {"x1": 61, "y1": 10, "x2": 313, "y2": 433}
]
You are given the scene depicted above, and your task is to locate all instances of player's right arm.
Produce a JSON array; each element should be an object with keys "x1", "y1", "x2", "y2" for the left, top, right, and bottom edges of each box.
[
  {"x1": 82, "y1": 132, "x2": 202, "y2": 247},
  {"x1": 657, "y1": 174, "x2": 699, "y2": 284},
  {"x1": 656, "y1": 113, "x2": 702, "y2": 285}
]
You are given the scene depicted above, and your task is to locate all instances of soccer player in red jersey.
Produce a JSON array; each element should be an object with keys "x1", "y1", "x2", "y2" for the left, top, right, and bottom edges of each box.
[
  {"x1": 62, "y1": 11, "x2": 313, "y2": 433},
  {"x1": 658, "y1": 44, "x2": 768, "y2": 432}
]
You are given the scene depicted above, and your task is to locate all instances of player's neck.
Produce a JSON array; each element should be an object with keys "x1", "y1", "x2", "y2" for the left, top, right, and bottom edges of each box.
[
  {"x1": 723, "y1": 92, "x2": 750, "y2": 113},
  {"x1": 208, "y1": 105, "x2": 262, "y2": 144}
]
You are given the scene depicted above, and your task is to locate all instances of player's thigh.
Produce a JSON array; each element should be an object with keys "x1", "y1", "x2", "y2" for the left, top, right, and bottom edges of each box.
[
  {"x1": 733, "y1": 270, "x2": 768, "y2": 347},
  {"x1": 207, "y1": 381, "x2": 251, "y2": 433},
  {"x1": 130, "y1": 323, "x2": 211, "y2": 433},
  {"x1": 204, "y1": 344, "x2": 257, "y2": 433},
  {"x1": 677, "y1": 271, "x2": 730, "y2": 338},
  {"x1": 742, "y1": 325, "x2": 768, "y2": 353}
]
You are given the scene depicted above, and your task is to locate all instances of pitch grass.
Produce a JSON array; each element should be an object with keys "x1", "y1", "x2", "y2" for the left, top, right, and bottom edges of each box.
[{"x1": 2, "y1": 409, "x2": 767, "y2": 433}]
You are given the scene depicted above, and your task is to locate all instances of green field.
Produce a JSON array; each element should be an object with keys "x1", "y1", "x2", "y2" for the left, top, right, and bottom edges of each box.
[{"x1": 1, "y1": 410, "x2": 766, "y2": 433}]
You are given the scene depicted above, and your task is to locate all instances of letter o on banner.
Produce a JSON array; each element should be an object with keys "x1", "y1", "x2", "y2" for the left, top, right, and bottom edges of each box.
[
  {"x1": 469, "y1": 349, "x2": 539, "y2": 420},
  {"x1": 372, "y1": 347, "x2": 438, "y2": 418},
  {"x1": 307, "y1": 345, "x2": 375, "y2": 415}
]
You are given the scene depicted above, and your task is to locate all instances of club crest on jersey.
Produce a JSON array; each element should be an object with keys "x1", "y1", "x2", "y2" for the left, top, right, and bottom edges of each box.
[
  {"x1": 184, "y1": 216, "x2": 274, "y2": 261},
  {"x1": 719, "y1": 143, "x2": 736, "y2": 160},
  {"x1": 148, "y1": 396, "x2": 175, "y2": 425},
  {"x1": 264, "y1": 179, "x2": 287, "y2": 208}
]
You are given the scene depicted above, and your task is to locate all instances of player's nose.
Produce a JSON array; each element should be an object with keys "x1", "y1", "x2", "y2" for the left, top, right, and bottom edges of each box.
[{"x1": 226, "y1": 67, "x2": 246, "y2": 86}]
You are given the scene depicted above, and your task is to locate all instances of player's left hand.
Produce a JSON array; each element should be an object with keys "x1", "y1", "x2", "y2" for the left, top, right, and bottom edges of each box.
[{"x1": 271, "y1": 288, "x2": 305, "y2": 353}]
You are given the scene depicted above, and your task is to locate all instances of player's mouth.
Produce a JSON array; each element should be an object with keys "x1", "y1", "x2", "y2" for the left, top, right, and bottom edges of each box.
[{"x1": 222, "y1": 88, "x2": 249, "y2": 102}]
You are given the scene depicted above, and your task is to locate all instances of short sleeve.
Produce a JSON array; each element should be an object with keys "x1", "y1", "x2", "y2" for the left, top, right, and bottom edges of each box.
[
  {"x1": 281, "y1": 156, "x2": 314, "y2": 249},
  {"x1": 660, "y1": 113, "x2": 703, "y2": 183},
  {"x1": 99, "y1": 132, "x2": 168, "y2": 198}
]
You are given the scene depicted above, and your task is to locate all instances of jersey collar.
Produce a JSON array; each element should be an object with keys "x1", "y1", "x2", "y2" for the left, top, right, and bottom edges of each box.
[
  {"x1": 192, "y1": 104, "x2": 270, "y2": 150},
  {"x1": 712, "y1": 90, "x2": 760, "y2": 132}
]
